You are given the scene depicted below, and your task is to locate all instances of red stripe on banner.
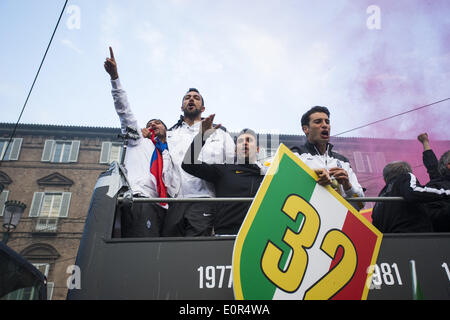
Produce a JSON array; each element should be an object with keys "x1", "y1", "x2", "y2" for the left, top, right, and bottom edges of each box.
[{"x1": 330, "y1": 211, "x2": 378, "y2": 300}]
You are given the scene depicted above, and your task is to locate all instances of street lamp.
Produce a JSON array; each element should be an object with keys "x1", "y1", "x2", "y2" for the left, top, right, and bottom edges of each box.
[{"x1": 2, "y1": 200, "x2": 26, "y2": 245}]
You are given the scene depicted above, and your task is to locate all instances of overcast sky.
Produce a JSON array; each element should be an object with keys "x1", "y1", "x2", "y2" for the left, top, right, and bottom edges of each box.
[{"x1": 1, "y1": 0, "x2": 449, "y2": 140}]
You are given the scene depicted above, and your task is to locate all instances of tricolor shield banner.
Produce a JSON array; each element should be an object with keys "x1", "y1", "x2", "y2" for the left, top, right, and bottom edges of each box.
[{"x1": 232, "y1": 144, "x2": 383, "y2": 300}]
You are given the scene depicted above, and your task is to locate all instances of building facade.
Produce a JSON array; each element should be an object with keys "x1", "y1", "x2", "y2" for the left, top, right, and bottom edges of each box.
[
  {"x1": 0, "y1": 123, "x2": 120, "y2": 300},
  {"x1": 1, "y1": 122, "x2": 449, "y2": 299}
]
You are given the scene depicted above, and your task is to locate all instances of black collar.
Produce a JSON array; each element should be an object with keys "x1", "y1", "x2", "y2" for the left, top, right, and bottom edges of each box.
[{"x1": 304, "y1": 140, "x2": 334, "y2": 156}]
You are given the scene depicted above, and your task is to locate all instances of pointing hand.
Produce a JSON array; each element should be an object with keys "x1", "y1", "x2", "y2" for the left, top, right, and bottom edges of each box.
[{"x1": 104, "y1": 46, "x2": 119, "y2": 80}]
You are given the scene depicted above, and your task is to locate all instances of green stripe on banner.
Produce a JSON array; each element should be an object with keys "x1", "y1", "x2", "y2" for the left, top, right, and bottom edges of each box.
[{"x1": 239, "y1": 155, "x2": 317, "y2": 299}]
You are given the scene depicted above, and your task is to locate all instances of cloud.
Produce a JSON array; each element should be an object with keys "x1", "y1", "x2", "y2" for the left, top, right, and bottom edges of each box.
[
  {"x1": 169, "y1": 33, "x2": 224, "y2": 82},
  {"x1": 135, "y1": 22, "x2": 167, "y2": 66},
  {"x1": 232, "y1": 24, "x2": 287, "y2": 75},
  {"x1": 100, "y1": 3, "x2": 123, "y2": 50},
  {"x1": 89, "y1": 0, "x2": 450, "y2": 139},
  {"x1": 61, "y1": 39, "x2": 83, "y2": 54},
  {"x1": 0, "y1": 82, "x2": 21, "y2": 99}
]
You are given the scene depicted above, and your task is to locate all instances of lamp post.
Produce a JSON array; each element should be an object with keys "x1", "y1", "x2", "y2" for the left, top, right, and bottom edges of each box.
[{"x1": 2, "y1": 200, "x2": 26, "y2": 245}]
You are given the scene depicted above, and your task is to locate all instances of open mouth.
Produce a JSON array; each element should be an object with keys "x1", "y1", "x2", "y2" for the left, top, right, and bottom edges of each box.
[
  {"x1": 238, "y1": 146, "x2": 249, "y2": 154},
  {"x1": 320, "y1": 130, "x2": 329, "y2": 139}
]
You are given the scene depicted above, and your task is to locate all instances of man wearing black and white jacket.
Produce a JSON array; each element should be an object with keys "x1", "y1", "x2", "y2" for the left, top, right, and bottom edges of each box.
[
  {"x1": 417, "y1": 133, "x2": 450, "y2": 232},
  {"x1": 295, "y1": 106, "x2": 365, "y2": 210},
  {"x1": 182, "y1": 119, "x2": 265, "y2": 236},
  {"x1": 104, "y1": 47, "x2": 180, "y2": 237}
]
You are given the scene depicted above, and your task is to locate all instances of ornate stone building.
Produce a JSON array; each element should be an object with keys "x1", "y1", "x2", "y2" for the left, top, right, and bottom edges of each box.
[{"x1": 0, "y1": 123, "x2": 120, "y2": 300}]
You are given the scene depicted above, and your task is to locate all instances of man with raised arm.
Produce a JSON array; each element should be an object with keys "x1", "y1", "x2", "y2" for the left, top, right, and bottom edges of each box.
[
  {"x1": 104, "y1": 47, "x2": 179, "y2": 237},
  {"x1": 417, "y1": 133, "x2": 450, "y2": 232}
]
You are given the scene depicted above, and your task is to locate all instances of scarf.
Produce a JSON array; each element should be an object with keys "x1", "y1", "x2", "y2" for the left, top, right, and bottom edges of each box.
[{"x1": 149, "y1": 129, "x2": 168, "y2": 206}]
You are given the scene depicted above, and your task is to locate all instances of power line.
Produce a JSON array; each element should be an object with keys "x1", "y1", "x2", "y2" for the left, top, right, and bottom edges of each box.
[
  {"x1": 0, "y1": 0, "x2": 69, "y2": 164},
  {"x1": 332, "y1": 97, "x2": 450, "y2": 137}
]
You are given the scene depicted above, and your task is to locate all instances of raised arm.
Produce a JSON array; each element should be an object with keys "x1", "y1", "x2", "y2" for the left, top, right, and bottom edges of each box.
[{"x1": 418, "y1": 133, "x2": 440, "y2": 180}]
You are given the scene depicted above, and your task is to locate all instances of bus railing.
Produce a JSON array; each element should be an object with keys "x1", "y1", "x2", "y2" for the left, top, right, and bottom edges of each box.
[{"x1": 117, "y1": 197, "x2": 404, "y2": 203}]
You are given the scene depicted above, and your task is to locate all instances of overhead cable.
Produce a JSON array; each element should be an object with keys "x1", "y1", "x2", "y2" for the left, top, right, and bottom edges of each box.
[
  {"x1": 0, "y1": 0, "x2": 69, "y2": 163},
  {"x1": 333, "y1": 97, "x2": 450, "y2": 137}
]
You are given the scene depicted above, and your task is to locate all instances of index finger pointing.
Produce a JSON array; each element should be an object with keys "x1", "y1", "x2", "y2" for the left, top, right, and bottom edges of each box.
[{"x1": 109, "y1": 46, "x2": 115, "y2": 60}]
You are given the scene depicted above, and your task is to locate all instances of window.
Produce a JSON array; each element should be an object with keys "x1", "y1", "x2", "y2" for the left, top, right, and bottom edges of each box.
[
  {"x1": 52, "y1": 142, "x2": 72, "y2": 163},
  {"x1": 19, "y1": 263, "x2": 52, "y2": 299},
  {"x1": 40, "y1": 193, "x2": 62, "y2": 218},
  {"x1": 33, "y1": 263, "x2": 54, "y2": 300},
  {"x1": 41, "y1": 140, "x2": 80, "y2": 163},
  {"x1": 353, "y1": 151, "x2": 371, "y2": 173},
  {"x1": 100, "y1": 142, "x2": 123, "y2": 164},
  {"x1": 353, "y1": 151, "x2": 386, "y2": 173},
  {"x1": 29, "y1": 192, "x2": 71, "y2": 232},
  {"x1": 0, "y1": 190, "x2": 9, "y2": 216},
  {"x1": 33, "y1": 263, "x2": 50, "y2": 278},
  {"x1": 0, "y1": 138, "x2": 23, "y2": 161}
]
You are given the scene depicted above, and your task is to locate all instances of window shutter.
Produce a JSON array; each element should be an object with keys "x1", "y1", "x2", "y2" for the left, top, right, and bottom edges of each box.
[
  {"x1": 46, "y1": 282, "x2": 55, "y2": 300},
  {"x1": 42, "y1": 140, "x2": 55, "y2": 162},
  {"x1": 29, "y1": 192, "x2": 44, "y2": 217},
  {"x1": 118, "y1": 145, "x2": 124, "y2": 164},
  {"x1": 69, "y1": 140, "x2": 80, "y2": 162},
  {"x1": 0, "y1": 190, "x2": 9, "y2": 216},
  {"x1": 375, "y1": 152, "x2": 386, "y2": 173},
  {"x1": 8, "y1": 138, "x2": 23, "y2": 160},
  {"x1": 59, "y1": 192, "x2": 71, "y2": 218},
  {"x1": 1, "y1": 140, "x2": 12, "y2": 161},
  {"x1": 99, "y1": 142, "x2": 111, "y2": 164},
  {"x1": 1, "y1": 139, "x2": 17, "y2": 161}
]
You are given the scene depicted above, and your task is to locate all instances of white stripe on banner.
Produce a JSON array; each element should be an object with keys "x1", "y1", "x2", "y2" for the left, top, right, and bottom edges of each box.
[{"x1": 273, "y1": 184, "x2": 348, "y2": 300}]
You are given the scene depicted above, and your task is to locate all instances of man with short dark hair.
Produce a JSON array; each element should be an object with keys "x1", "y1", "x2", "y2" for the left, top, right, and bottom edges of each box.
[
  {"x1": 296, "y1": 106, "x2": 365, "y2": 210},
  {"x1": 181, "y1": 115, "x2": 265, "y2": 235},
  {"x1": 162, "y1": 88, "x2": 236, "y2": 237},
  {"x1": 372, "y1": 161, "x2": 450, "y2": 233}
]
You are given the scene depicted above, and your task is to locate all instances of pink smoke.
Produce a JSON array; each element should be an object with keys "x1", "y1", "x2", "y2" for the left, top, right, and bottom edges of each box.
[{"x1": 346, "y1": 0, "x2": 450, "y2": 140}]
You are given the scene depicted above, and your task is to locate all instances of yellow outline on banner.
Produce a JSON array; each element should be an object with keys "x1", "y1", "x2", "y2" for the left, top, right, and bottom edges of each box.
[{"x1": 232, "y1": 143, "x2": 383, "y2": 300}]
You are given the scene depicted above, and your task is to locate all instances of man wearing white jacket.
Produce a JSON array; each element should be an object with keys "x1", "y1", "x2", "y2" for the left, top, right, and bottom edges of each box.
[
  {"x1": 162, "y1": 90, "x2": 236, "y2": 237},
  {"x1": 104, "y1": 47, "x2": 180, "y2": 237}
]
